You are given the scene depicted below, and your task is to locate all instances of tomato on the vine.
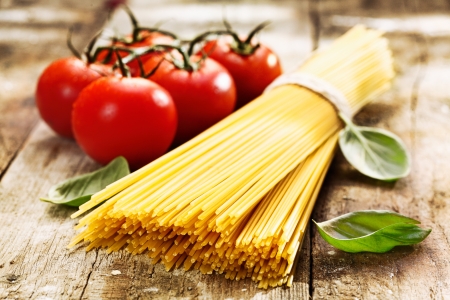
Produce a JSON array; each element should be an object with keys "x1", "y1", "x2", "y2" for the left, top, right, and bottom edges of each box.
[
  {"x1": 36, "y1": 58, "x2": 108, "y2": 139},
  {"x1": 35, "y1": 28, "x2": 113, "y2": 139},
  {"x1": 95, "y1": 31, "x2": 173, "y2": 76},
  {"x1": 95, "y1": 6, "x2": 176, "y2": 76},
  {"x1": 143, "y1": 48, "x2": 236, "y2": 147},
  {"x1": 72, "y1": 75, "x2": 177, "y2": 170},
  {"x1": 193, "y1": 23, "x2": 282, "y2": 109}
]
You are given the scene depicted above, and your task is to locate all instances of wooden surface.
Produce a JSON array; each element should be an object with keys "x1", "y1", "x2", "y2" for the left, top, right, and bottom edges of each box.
[{"x1": 1, "y1": 0, "x2": 450, "y2": 299}]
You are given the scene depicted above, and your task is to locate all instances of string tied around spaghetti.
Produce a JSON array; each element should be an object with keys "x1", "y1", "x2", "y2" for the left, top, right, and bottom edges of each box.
[
  {"x1": 265, "y1": 70, "x2": 410, "y2": 181},
  {"x1": 264, "y1": 72, "x2": 354, "y2": 119}
]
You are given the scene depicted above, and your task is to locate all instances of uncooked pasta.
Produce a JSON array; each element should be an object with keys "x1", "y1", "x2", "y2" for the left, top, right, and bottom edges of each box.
[{"x1": 70, "y1": 25, "x2": 394, "y2": 288}]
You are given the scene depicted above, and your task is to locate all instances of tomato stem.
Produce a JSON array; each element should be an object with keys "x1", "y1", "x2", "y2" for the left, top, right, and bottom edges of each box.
[
  {"x1": 66, "y1": 27, "x2": 82, "y2": 60},
  {"x1": 84, "y1": 30, "x2": 105, "y2": 64},
  {"x1": 67, "y1": 27, "x2": 107, "y2": 65},
  {"x1": 94, "y1": 45, "x2": 165, "y2": 77},
  {"x1": 114, "y1": 48, "x2": 131, "y2": 77},
  {"x1": 222, "y1": 20, "x2": 243, "y2": 49},
  {"x1": 187, "y1": 30, "x2": 228, "y2": 56},
  {"x1": 244, "y1": 21, "x2": 270, "y2": 45},
  {"x1": 143, "y1": 57, "x2": 166, "y2": 78},
  {"x1": 120, "y1": 5, "x2": 178, "y2": 44},
  {"x1": 147, "y1": 44, "x2": 196, "y2": 72},
  {"x1": 225, "y1": 20, "x2": 269, "y2": 55},
  {"x1": 122, "y1": 5, "x2": 140, "y2": 41},
  {"x1": 186, "y1": 21, "x2": 269, "y2": 57}
]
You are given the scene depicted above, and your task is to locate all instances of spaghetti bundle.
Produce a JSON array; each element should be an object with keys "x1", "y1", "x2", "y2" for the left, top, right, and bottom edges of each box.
[{"x1": 70, "y1": 25, "x2": 394, "y2": 288}]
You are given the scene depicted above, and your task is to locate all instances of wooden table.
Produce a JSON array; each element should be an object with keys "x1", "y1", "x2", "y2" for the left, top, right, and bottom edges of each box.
[{"x1": 1, "y1": 0, "x2": 450, "y2": 299}]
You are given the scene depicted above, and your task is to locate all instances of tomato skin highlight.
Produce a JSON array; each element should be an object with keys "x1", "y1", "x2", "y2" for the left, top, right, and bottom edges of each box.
[
  {"x1": 202, "y1": 38, "x2": 282, "y2": 109},
  {"x1": 35, "y1": 57, "x2": 105, "y2": 139},
  {"x1": 144, "y1": 56, "x2": 236, "y2": 147},
  {"x1": 72, "y1": 77, "x2": 177, "y2": 170}
]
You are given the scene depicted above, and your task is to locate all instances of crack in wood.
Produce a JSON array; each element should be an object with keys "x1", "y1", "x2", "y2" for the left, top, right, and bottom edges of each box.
[
  {"x1": 0, "y1": 126, "x2": 32, "y2": 183},
  {"x1": 438, "y1": 224, "x2": 450, "y2": 249},
  {"x1": 79, "y1": 249, "x2": 98, "y2": 300},
  {"x1": 0, "y1": 100, "x2": 39, "y2": 182}
]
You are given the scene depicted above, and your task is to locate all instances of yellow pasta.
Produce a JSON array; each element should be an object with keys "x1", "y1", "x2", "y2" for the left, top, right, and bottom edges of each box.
[{"x1": 69, "y1": 25, "x2": 394, "y2": 288}]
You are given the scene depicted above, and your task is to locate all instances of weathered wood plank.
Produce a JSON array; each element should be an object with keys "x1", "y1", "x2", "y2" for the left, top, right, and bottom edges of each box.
[
  {"x1": 0, "y1": 72, "x2": 310, "y2": 298},
  {"x1": 0, "y1": 1, "x2": 313, "y2": 299},
  {"x1": 4, "y1": 0, "x2": 449, "y2": 299},
  {"x1": 311, "y1": 1, "x2": 450, "y2": 299},
  {"x1": 0, "y1": 0, "x2": 107, "y2": 178},
  {"x1": 0, "y1": 123, "x2": 100, "y2": 299}
]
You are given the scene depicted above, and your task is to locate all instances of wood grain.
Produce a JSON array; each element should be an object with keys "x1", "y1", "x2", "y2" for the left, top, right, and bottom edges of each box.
[
  {"x1": 311, "y1": 0, "x2": 450, "y2": 299},
  {"x1": 0, "y1": 76, "x2": 310, "y2": 298},
  {"x1": 0, "y1": 1, "x2": 312, "y2": 299},
  {"x1": 0, "y1": 0, "x2": 107, "y2": 178},
  {"x1": 1, "y1": 0, "x2": 450, "y2": 299}
]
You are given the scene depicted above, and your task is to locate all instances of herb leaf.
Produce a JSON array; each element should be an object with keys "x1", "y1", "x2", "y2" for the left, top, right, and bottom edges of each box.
[
  {"x1": 338, "y1": 113, "x2": 410, "y2": 181},
  {"x1": 314, "y1": 210, "x2": 431, "y2": 253},
  {"x1": 40, "y1": 156, "x2": 130, "y2": 207}
]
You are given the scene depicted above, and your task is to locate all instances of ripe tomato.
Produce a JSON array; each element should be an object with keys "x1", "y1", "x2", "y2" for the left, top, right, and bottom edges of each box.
[
  {"x1": 143, "y1": 54, "x2": 236, "y2": 147},
  {"x1": 72, "y1": 76, "x2": 177, "y2": 170},
  {"x1": 201, "y1": 36, "x2": 282, "y2": 109},
  {"x1": 104, "y1": 0, "x2": 128, "y2": 10},
  {"x1": 35, "y1": 57, "x2": 107, "y2": 139}
]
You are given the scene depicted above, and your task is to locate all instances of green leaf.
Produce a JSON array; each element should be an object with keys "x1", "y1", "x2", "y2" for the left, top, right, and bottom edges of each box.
[
  {"x1": 338, "y1": 113, "x2": 410, "y2": 181},
  {"x1": 314, "y1": 210, "x2": 431, "y2": 253},
  {"x1": 40, "y1": 156, "x2": 130, "y2": 207}
]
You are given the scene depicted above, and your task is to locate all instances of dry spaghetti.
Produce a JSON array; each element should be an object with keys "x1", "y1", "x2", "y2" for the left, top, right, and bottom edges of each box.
[{"x1": 70, "y1": 25, "x2": 394, "y2": 288}]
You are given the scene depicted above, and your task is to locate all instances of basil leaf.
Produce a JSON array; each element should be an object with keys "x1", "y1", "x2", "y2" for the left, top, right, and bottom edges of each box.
[
  {"x1": 314, "y1": 210, "x2": 431, "y2": 253},
  {"x1": 338, "y1": 113, "x2": 410, "y2": 181},
  {"x1": 40, "y1": 156, "x2": 130, "y2": 207}
]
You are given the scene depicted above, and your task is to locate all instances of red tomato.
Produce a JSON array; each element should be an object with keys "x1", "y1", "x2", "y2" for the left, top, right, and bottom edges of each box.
[
  {"x1": 96, "y1": 31, "x2": 174, "y2": 76},
  {"x1": 202, "y1": 37, "x2": 282, "y2": 109},
  {"x1": 143, "y1": 55, "x2": 236, "y2": 147},
  {"x1": 104, "y1": 0, "x2": 128, "y2": 10},
  {"x1": 35, "y1": 57, "x2": 107, "y2": 139},
  {"x1": 72, "y1": 76, "x2": 177, "y2": 170}
]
